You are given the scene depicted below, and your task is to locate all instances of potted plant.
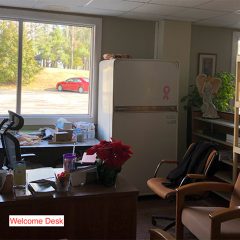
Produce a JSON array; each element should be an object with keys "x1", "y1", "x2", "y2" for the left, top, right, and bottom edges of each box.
[
  {"x1": 182, "y1": 71, "x2": 235, "y2": 144},
  {"x1": 86, "y1": 139, "x2": 133, "y2": 187},
  {"x1": 213, "y1": 72, "x2": 235, "y2": 112},
  {"x1": 182, "y1": 71, "x2": 235, "y2": 112}
]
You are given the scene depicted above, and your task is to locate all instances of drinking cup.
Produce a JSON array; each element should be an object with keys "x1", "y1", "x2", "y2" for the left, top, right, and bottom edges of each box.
[{"x1": 63, "y1": 153, "x2": 76, "y2": 172}]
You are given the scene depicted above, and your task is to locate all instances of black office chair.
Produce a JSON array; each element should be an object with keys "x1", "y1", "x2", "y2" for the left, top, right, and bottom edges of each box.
[{"x1": 0, "y1": 111, "x2": 35, "y2": 169}]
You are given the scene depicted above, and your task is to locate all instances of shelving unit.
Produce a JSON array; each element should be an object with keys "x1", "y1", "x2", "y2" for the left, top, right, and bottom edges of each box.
[
  {"x1": 192, "y1": 111, "x2": 236, "y2": 188},
  {"x1": 233, "y1": 62, "x2": 240, "y2": 183}
]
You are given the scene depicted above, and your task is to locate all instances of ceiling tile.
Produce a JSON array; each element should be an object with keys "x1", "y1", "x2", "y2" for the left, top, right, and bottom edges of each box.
[
  {"x1": 34, "y1": 0, "x2": 90, "y2": 10},
  {"x1": 74, "y1": 6, "x2": 124, "y2": 16},
  {"x1": 133, "y1": 3, "x2": 185, "y2": 15},
  {"x1": 169, "y1": 8, "x2": 227, "y2": 21},
  {"x1": 196, "y1": 12, "x2": 240, "y2": 27},
  {"x1": 0, "y1": 0, "x2": 37, "y2": 8},
  {"x1": 85, "y1": 0, "x2": 143, "y2": 11},
  {"x1": 149, "y1": 0, "x2": 213, "y2": 7},
  {"x1": 196, "y1": 0, "x2": 240, "y2": 12},
  {"x1": 120, "y1": 11, "x2": 164, "y2": 20},
  {"x1": 122, "y1": 0, "x2": 149, "y2": 2}
]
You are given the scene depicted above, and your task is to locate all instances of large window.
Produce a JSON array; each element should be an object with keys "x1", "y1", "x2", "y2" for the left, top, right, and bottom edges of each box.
[{"x1": 0, "y1": 9, "x2": 101, "y2": 125}]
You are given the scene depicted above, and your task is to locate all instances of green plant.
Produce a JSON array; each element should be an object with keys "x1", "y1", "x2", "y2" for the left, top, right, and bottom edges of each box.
[
  {"x1": 181, "y1": 84, "x2": 202, "y2": 110},
  {"x1": 213, "y1": 72, "x2": 235, "y2": 112},
  {"x1": 182, "y1": 72, "x2": 235, "y2": 112}
]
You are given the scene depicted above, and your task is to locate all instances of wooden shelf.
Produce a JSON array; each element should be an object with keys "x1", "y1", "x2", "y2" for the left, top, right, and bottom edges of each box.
[
  {"x1": 215, "y1": 171, "x2": 232, "y2": 183},
  {"x1": 194, "y1": 117, "x2": 234, "y2": 128},
  {"x1": 233, "y1": 146, "x2": 240, "y2": 154},
  {"x1": 192, "y1": 111, "x2": 235, "y2": 200},
  {"x1": 192, "y1": 132, "x2": 232, "y2": 147},
  {"x1": 213, "y1": 191, "x2": 231, "y2": 201},
  {"x1": 235, "y1": 101, "x2": 240, "y2": 108},
  {"x1": 221, "y1": 159, "x2": 233, "y2": 166}
]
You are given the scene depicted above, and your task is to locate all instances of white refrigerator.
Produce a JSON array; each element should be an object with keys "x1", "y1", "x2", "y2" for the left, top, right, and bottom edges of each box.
[{"x1": 98, "y1": 59, "x2": 179, "y2": 195}]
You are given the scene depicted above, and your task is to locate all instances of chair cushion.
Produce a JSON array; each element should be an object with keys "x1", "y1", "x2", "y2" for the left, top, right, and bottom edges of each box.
[
  {"x1": 182, "y1": 206, "x2": 240, "y2": 240},
  {"x1": 147, "y1": 178, "x2": 176, "y2": 199}
]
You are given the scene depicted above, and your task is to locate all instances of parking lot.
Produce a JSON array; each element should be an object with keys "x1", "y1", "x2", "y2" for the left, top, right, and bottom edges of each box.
[{"x1": 0, "y1": 89, "x2": 89, "y2": 115}]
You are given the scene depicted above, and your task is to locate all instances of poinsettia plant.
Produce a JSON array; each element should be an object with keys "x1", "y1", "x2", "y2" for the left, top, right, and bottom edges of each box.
[{"x1": 86, "y1": 139, "x2": 133, "y2": 169}]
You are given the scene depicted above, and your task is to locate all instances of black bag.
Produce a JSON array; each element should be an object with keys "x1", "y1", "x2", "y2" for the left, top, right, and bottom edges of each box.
[{"x1": 165, "y1": 142, "x2": 219, "y2": 188}]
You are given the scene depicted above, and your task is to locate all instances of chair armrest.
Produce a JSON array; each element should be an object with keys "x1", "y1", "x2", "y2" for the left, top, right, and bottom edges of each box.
[
  {"x1": 161, "y1": 160, "x2": 178, "y2": 164},
  {"x1": 149, "y1": 228, "x2": 175, "y2": 240},
  {"x1": 21, "y1": 153, "x2": 36, "y2": 158},
  {"x1": 209, "y1": 206, "x2": 240, "y2": 223},
  {"x1": 208, "y1": 206, "x2": 240, "y2": 239},
  {"x1": 21, "y1": 153, "x2": 36, "y2": 161},
  {"x1": 185, "y1": 174, "x2": 207, "y2": 179},
  {"x1": 154, "y1": 160, "x2": 177, "y2": 177},
  {"x1": 179, "y1": 174, "x2": 207, "y2": 186},
  {"x1": 176, "y1": 182, "x2": 233, "y2": 197},
  {"x1": 175, "y1": 182, "x2": 234, "y2": 239}
]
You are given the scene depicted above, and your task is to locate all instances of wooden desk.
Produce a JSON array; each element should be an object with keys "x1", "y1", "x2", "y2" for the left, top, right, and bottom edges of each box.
[
  {"x1": 0, "y1": 175, "x2": 138, "y2": 239},
  {"x1": 1, "y1": 139, "x2": 99, "y2": 168}
]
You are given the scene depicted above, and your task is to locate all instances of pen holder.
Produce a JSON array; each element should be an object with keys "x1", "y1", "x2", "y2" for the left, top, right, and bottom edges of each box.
[{"x1": 55, "y1": 172, "x2": 70, "y2": 192}]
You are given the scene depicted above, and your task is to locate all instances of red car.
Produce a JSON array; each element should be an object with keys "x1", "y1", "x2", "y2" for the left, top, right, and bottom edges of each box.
[{"x1": 56, "y1": 77, "x2": 89, "y2": 93}]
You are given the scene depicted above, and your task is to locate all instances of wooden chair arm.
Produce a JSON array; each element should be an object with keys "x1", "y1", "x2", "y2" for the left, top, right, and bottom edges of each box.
[
  {"x1": 185, "y1": 174, "x2": 207, "y2": 179},
  {"x1": 149, "y1": 228, "x2": 175, "y2": 240},
  {"x1": 176, "y1": 182, "x2": 234, "y2": 239},
  {"x1": 176, "y1": 182, "x2": 233, "y2": 196},
  {"x1": 208, "y1": 206, "x2": 240, "y2": 239},
  {"x1": 179, "y1": 174, "x2": 207, "y2": 186},
  {"x1": 209, "y1": 206, "x2": 240, "y2": 223},
  {"x1": 154, "y1": 160, "x2": 177, "y2": 177},
  {"x1": 161, "y1": 160, "x2": 178, "y2": 164}
]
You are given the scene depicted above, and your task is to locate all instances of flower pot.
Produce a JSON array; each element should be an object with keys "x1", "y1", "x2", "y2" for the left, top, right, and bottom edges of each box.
[{"x1": 97, "y1": 163, "x2": 121, "y2": 187}]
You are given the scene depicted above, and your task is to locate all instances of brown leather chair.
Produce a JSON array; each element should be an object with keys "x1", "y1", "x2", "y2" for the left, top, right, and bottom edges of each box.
[
  {"x1": 176, "y1": 173, "x2": 240, "y2": 240},
  {"x1": 149, "y1": 228, "x2": 175, "y2": 240},
  {"x1": 147, "y1": 142, "x2": 218, "y2": 230}
]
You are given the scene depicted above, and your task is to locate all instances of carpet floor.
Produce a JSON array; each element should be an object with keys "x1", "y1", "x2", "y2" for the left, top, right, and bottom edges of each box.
[{"x1": 136, "y1": 194, "x2": 228, "y2": 240}]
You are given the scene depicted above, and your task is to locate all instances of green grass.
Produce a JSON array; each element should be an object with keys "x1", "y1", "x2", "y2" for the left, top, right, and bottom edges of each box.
[
  {"x1": 1, "y1": 67, "x2": 89, "y2": 90},
  {"x1": 25, "y1": 68, "x2": 89, "y2": 90}
]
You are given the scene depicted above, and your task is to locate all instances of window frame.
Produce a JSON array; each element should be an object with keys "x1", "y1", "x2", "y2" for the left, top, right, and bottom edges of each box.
[{"x1": 0, "y1": 8, "x2": 102, "y2": 126}]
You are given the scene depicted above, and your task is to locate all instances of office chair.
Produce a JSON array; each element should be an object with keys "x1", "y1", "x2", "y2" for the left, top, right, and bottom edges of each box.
[
  {"x1": 176, "y1": 173, "x2": 240, "y2": 240},
  {"x1": 149, "y1": 228, "x2": 175, "y2": 240},
  {"x1": 147, "y1": 142, "x2": 219, "y2": 231},
  {"x1": 0, "y1": 111, "x2": 35, "y2": 169}
]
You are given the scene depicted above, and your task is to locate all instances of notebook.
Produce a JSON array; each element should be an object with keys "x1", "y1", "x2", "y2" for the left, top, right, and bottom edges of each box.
[
  {"x1": 28, "y1": 182, "x2": 55, "y2": 196},
  {"x1": 80, "y1": 152, "x2": 97, "y2": 165}
]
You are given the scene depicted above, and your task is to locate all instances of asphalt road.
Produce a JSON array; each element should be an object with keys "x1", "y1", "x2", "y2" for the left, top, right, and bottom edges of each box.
[{"x1": 0, "y1": 89, "x2": 89, "y2": 114}]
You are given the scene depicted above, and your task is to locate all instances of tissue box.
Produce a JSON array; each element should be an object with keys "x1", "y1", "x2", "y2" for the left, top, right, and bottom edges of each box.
[
  {"x1": 56, "y1": 128, "x2": 73, "y2": 141},
  {"x1": 53, "y1": 132, "x2": 71, "y2": 142},
  {"x1": 70, "y1": 166, "x2": 97, "y2": 186}
]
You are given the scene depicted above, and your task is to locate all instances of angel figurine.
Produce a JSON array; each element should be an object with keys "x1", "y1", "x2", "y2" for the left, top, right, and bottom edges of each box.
[{"x1": 196, "y1": 74, "x2": 221, "y2": 119}]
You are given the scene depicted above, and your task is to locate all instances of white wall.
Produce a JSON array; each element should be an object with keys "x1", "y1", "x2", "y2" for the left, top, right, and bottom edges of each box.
[{"x1": 155, "y1": 20, "x2": 192, "y2": 157}]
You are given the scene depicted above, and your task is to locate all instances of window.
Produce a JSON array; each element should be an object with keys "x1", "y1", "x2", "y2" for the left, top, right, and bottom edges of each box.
[{"x1": 0, "y1": 9, "x2": 101, "y2": 125}]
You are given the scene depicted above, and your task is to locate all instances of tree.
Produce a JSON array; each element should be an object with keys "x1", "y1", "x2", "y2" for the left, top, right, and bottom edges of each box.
[{"x1": 0, "y1": 20, "x2": 40, "y2": 85}]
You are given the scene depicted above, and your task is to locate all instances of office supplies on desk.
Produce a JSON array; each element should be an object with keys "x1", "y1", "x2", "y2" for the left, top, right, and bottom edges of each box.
[
  {"x1": 63, "y1": 153, "x2": 76, "y2": 172},
  {"x1": 27, "y1": 167, "x2": 55, "y2": 183},
  {"x1": 81, "y1": 152, "x2": 97, "y2": 165},
  {"x1": 71, "y1": 165, "x2": 97, "y2": 186},
  {"x1": 28, "y1": 182, "x2": 55, "y2": 196},
  {"x1": 14, "y1": 187, "x2": 32, "y2": 198}
]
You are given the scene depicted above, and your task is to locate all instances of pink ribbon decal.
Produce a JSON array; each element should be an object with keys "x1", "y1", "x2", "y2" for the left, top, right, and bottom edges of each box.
[{"x1": 163, "y1": 85, "x2": 170, "y2": 100}]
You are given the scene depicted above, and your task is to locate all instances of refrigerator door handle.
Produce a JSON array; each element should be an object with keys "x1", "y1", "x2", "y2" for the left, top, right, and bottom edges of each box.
[{"x1": 114, "y1": 106, "x2": 178, "y2": 113}]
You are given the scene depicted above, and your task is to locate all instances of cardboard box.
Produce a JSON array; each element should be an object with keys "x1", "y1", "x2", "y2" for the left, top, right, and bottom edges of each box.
[{"x1": 56, "y1": 128, "x2": 73, "y2": 141}]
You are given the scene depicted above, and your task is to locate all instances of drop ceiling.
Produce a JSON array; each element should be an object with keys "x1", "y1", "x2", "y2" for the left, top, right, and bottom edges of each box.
[{"x1": 0, "y1": 0, "x2": 240, "y2": 29}]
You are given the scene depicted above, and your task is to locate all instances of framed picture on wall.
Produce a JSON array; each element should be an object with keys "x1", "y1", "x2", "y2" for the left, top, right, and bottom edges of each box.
[{"x1": 198, "y1": 53, "x2": 217, "y2": 76}]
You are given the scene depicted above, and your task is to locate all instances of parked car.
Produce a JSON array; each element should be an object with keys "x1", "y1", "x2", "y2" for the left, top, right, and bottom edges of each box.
[{"x1": 56, "y1": 77, "x2": 89, "y2": 93}]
